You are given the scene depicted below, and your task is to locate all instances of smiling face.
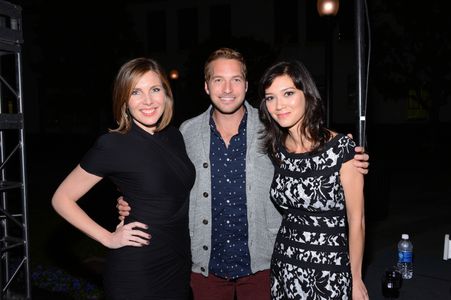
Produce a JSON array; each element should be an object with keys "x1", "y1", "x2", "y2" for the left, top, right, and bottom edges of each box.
[
  {"x1": 128, "y1": 70, "x2": 166, "y2": 134},
  {"x1": 264, "y1": 74, "x2": 306, "y2": 134},
  {"x1": 204, "y1": 58, "x2": 248, "y2": 116}
]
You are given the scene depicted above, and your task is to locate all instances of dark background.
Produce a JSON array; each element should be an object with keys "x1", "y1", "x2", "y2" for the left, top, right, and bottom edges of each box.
[{"x1": 2, "y1": 0, "x2": 451, "y2": 298}]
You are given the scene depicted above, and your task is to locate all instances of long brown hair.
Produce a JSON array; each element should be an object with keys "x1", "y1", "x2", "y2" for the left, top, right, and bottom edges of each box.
[{"x1": 111, "y1": 57, "x2": 174, "y2": 133}]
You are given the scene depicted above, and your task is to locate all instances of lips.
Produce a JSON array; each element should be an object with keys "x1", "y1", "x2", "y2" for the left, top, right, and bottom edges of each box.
[
  {"x1": 276, "y1": 112, "x2": 290, "y2": 119},
  {"x1": 140, "y1": 108, "x2": 157, "y2": 116},
  {"x1": 219, "y1": 96, "x2": 235, "y2": 101}
]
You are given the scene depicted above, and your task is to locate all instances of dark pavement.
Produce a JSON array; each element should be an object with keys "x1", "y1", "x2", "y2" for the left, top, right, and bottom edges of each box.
[
  {"x1": 361, "y1": 124, "x2": 451, "y2": 299},
  {"x1": 363, "y1": 173, "x2": 451, "y2": 299}
]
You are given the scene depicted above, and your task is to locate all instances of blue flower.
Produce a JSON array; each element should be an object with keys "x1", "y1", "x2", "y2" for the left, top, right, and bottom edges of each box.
[{"x1": 31, "y1": 264, "x2": 104, "y2": 299}]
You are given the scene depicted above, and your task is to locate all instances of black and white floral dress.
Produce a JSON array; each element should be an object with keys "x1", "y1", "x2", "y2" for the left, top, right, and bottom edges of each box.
[{"x1": 270, "y1": 134, "x2": 356, "y2": 300}]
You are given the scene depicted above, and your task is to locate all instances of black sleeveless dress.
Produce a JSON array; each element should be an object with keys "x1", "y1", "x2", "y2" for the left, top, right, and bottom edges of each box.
[
  {"x1": 80, "y1": 123, "x2": 195, "y2": 300},
  {"x1": 270, "y1": 134, "x2": 356, "y2": 300}
]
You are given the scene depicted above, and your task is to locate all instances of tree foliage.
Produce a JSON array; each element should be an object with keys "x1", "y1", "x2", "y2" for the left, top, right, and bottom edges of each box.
[{"x1": 369, "y1": 0, "x2": 451, "y2": 116}]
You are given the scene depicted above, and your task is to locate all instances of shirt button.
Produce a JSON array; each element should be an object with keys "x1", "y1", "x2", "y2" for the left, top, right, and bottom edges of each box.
[
  {"x1": 203, "y1": 162, "x2": 209, "y2": 168},
  {"x1": 201, "y1": 267, "x2": 206, "y2": 272},
  {"x1": 202, "y1": 219, "x2": 208, "y2": 225},
  {"x1": 203, "y1": 245, "x2": 208, "y2": 250},
  {"x1": 203, "y1": 192, "x2": 209, "y2": 198}
]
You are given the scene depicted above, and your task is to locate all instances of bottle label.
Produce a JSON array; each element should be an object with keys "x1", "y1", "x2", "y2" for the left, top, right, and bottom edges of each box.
[{"x1": 398, "y1": 251, "x2": 413, "y2": 263}]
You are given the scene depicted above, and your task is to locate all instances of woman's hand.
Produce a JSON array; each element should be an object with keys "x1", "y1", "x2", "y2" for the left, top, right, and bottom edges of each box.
[
  {"x1": 352, "y1": 278, "x2": 369, "y2": 300},
  {"x1": 106, "y1": 221, "x2": 151, "y2": 249}
]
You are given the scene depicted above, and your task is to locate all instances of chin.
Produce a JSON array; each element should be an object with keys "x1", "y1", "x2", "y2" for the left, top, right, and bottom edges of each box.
[
  {"x1": 138, "y1": 118, "x2": 159, "y2": 127},
  {"x1": 277, "y1": 121, "x2": 293, "y2": 129}
]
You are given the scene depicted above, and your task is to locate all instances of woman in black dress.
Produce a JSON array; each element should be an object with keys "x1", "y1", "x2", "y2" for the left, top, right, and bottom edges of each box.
[
  {"x1": 52, "y1": 58, "x2": 195, "y2": 299},
  {"x1": 258, "y1": 60, "x2": 369, "y2": 300}
]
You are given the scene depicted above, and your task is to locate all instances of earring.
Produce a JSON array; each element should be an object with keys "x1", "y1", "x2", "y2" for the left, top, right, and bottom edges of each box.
[{"x1": 122, "y1": 106, "x2": 130, "y2": 119}]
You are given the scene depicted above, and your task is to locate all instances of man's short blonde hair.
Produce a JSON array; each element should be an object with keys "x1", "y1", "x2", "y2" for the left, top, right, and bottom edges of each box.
[{"x1": 204, "y1": 47, "x2": 247, "y2": 81}]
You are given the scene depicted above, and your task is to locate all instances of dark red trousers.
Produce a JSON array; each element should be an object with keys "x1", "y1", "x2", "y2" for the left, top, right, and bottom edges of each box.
[{"x1": 190, "y1": 270, "x2": 270, "y2": 300}]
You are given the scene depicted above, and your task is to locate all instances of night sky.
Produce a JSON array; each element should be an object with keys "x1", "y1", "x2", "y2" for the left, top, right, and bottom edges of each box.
[{"x1": 8, "y1": 0, "x2": 451, "y2": 132}]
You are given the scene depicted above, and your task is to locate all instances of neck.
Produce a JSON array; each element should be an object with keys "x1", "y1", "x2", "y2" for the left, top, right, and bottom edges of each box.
[
  {"x1": 286, "y1": 128, "x2": 311, "y2": 153},
  {"x1": 212, "y1": 105, "x2": 245, "y2": 131},
  {"x1": 212, "y1": 105, "x2": 245, "y2": 146},
  {"x1": 132, "y1": 118, "x2": 155, "y2": 135}
]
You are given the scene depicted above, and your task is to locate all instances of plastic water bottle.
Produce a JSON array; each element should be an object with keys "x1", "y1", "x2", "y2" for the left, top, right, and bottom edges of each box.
[{"x1": 397, "y1": 234, "x2": 413, "y2": 279}]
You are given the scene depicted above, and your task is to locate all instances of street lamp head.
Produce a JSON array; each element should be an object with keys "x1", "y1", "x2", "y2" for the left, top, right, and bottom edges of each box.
[
  {"x1": 317, "y1": 0, "x2": 339, "y2": 16},
  {"x1": 169, "y1": 69, "x2": 179, "y2": 80}
]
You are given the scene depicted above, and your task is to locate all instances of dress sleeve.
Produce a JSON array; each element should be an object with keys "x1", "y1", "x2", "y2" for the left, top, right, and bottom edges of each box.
[
  {"x1": 339, "y1": 135, "x2": 357, "y2": 163},
  {"x1": 79, "y1": 134, "x2": 116, "y2": 177}
]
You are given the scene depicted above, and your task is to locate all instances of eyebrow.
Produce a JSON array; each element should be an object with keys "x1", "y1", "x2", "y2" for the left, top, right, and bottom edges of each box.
[
  {"x1": 133, "y1": 84, "x2": 162, "y2": 90},
  {"x1": 281, "y1": 86, "x2": 296, "y2": 91},
  {"x1": 266, "y1": 86, "x2": 295, "y2": 92}
]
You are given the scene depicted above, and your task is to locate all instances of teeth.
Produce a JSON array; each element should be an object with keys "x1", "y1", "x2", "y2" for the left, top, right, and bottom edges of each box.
[{"x1": 142, "y1": 108, "x2": 156, "y2": 114}]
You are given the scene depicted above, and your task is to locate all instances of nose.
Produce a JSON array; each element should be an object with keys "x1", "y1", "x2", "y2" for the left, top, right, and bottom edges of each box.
[
  {"x1": 142, "y1": 93, "x2": 154, "y2": 105},
  {"x1": 223, "y1": 80, "x2": 232, "y2": 94},
  {"x1": 275, "y1": 98, "x2": 284, "y2": 110}
]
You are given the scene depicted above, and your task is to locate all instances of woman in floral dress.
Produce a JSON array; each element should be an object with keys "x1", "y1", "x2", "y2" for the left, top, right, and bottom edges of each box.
[{"x1": 258, "y1": 60, "x2": 369, "y2": 300}]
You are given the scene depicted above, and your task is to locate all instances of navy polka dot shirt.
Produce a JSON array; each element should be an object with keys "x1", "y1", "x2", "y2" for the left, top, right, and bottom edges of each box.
[{"x1": 208, "y1": 110, "x2": 251, "y2": 279}]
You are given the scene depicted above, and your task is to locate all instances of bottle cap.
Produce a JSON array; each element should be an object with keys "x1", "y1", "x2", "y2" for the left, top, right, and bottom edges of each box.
[{"x1": 402, "y1": 234, "x2": 409, "y2": 239}]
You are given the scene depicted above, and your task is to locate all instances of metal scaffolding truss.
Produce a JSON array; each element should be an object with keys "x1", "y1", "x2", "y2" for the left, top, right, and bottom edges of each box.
[{"x1": 0, "y1": 1, "x2": 31, "y2": 299}]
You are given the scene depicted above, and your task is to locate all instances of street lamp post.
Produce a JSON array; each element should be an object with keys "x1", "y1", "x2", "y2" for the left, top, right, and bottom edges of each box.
[
  {"x1": 317, "y1": 0, "x2": 339, "y2": 127},
  {"x1": 354, "y1": 0, "x2": 367, "y2": 148}
]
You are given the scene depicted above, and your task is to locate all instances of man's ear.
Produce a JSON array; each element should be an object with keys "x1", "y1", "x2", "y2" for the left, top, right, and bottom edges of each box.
[
  {"x1": 245, "y1": 81, "x2": 248, "y2": 92},
  {"x1": 204, "y1": 81, "x2": 210, "y2": 95}
]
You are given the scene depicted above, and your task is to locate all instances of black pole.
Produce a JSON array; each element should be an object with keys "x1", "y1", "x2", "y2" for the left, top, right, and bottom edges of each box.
[
  {"x1": 354, "y1": 0, "x2": 366, "y2": 147},
  {"x1": 325, "y1": 16, "x2": 333, "y2": 127}
]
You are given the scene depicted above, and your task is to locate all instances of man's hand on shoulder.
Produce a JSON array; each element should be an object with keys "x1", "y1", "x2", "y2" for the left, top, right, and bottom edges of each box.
[
  {"x1": 346, "y1": 133, "x2": 369, "y2": 175},
  {"x1": 116, "y1": 196, "x2": 131, "y2": 221}
]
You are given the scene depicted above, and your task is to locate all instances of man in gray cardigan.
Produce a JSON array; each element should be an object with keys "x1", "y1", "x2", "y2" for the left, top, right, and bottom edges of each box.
[
  {"x1": 118, "y1": 48, "x2": 369, "y2": 300},
  {"x1": 179, "y1": 48, "x2": 282, "y2": 300},
  {"x1": 180, "y1": 101, "x2": 279, "y2": 299}
]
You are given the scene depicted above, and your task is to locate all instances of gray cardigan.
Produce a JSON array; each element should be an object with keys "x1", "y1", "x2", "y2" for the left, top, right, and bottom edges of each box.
[{"x1": 179, "y1": 101, "x2": 282, "y2": 276}]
